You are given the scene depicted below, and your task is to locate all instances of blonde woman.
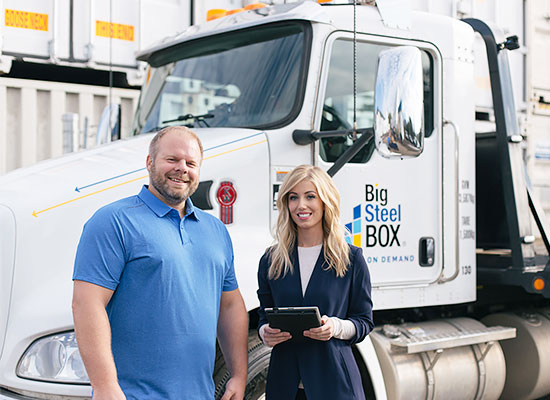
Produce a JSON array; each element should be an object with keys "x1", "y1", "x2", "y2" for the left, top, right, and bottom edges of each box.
[{"x1": 257, "y1": 164, "x2": 373, "y2": 400}]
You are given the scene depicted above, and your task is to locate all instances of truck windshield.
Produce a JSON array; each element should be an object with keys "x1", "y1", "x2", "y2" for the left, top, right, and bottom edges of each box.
[{"x1": 142, "y1": 23, "x2": 309, "y2": 132}]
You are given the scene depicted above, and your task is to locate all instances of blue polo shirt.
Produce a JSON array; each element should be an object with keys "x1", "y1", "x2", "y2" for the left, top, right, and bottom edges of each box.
[{"x1": 73, "y1": 185, "x2": 238, "y2": 400}]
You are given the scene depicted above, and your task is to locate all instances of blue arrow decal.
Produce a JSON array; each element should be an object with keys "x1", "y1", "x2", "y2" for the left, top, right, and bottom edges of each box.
[
  {"x1": 74, "y1": 132, "x2": 266, "y2": 192},
  {"x1": 75, "y1": 167, "x2": 146, "y2": 192}
]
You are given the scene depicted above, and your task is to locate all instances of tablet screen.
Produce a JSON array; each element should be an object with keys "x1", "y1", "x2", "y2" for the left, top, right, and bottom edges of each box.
[{"x1": 265, "y1": 306, "x2": 322, "y2": 342}]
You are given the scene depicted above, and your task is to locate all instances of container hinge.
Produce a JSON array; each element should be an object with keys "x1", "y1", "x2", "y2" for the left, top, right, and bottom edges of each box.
[{"x1": 390, "y1": 326, "x2": 516, "y2": 354}]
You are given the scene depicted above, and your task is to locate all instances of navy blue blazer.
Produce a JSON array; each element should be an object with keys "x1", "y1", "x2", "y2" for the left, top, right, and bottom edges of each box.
[{"x1": 257, "y1": 244, "x2": 373, "y2": 400}]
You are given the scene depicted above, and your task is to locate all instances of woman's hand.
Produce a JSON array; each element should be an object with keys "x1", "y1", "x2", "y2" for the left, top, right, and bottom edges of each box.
[
  {"x1": 303, "y1": 315, "x2": 334, "y2": 341},
  {"x1": 263, "y1": 325, "x2": 292, "y2": 347}
]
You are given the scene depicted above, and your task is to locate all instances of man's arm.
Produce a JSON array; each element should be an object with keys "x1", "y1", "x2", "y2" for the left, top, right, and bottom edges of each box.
[
  {"x1": 72, "y1": 280, "x2": 126, "y2": 400},
  {"x1": 217, "y1": 288, "x2": 249, "y2": 400}
]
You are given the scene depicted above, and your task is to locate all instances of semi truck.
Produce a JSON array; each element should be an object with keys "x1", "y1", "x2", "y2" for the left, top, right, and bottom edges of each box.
[{"x1": 1, "y1": 1, "x2": 549, "y2": 399}]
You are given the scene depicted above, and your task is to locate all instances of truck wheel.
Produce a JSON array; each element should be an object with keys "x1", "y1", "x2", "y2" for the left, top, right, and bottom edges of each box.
[{"x1": 214, "y1": 331, "x2": 271, "y2": 400}]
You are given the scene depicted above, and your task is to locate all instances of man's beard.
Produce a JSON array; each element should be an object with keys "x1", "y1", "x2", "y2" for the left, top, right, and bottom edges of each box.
[{"x1": 149, "y1": 163, "x2": 199, "y2": 206}]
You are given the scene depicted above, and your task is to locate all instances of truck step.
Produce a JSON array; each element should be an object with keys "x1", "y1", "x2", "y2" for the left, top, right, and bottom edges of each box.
[{"x1": 390, "y1": 326, "x2": 516, "y2": 354}]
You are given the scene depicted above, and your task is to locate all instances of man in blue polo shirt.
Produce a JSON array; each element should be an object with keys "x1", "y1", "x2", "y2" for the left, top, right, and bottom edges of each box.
[{"x1": 72, "y1": 126, "x2": 248, "y2": 399}]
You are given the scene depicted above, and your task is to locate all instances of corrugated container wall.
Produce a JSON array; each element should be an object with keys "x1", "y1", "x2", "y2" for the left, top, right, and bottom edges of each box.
[{"x1": 0, "y1": 78, "x2": 139, "y2": 173}]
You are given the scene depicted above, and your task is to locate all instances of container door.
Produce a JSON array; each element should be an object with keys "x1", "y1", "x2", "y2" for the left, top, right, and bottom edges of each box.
[
  {"x1": 2, "y1": 0, "x2": 54, "y2": 58},
  {"x1": 315, "y1": 34, "x2": 442, "y2": 287},
  {"x1": 88, "y1": 0, "x2": 139, "y2": 68}
]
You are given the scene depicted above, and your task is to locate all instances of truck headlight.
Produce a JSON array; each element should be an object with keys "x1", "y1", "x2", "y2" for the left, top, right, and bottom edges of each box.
[{"x1": 17, "y1": 331, "x2": 89, "y2": 384}]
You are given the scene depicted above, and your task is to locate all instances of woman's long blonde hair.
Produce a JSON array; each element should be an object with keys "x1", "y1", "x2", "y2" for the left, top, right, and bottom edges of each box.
[{"x1": 268, "y1": 165, "x2": 350, "y2": 280}]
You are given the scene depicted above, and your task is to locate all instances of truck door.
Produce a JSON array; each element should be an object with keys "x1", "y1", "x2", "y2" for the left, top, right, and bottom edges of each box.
[{"x1": 315, "y1": 34, "x2": 441, "y2": 287}]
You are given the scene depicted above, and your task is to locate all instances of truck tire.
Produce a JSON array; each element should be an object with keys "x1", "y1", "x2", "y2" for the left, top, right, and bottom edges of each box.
[{"x1": 214, "y1": 331, "x2": 271, "y2": 400}]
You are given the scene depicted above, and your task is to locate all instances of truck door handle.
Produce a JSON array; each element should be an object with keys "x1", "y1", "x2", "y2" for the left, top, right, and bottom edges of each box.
[{"x1": 419, "y1": 237, "x2": 435, "y2": 266}]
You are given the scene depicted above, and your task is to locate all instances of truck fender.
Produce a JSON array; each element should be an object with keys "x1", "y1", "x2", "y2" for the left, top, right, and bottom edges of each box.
[{"x1": 355, "y1": 335, "x2": 388, "y2": 400}]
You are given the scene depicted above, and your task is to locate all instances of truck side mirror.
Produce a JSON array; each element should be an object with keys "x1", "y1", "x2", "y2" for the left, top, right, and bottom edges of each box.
[{"x1": 374, "y1": 46, "x2": 424, "y2": 158}]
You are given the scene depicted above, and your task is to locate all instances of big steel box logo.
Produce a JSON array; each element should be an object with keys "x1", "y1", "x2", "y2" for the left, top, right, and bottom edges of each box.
[{"x1": 345, "y1": 184, "x2": 402, "y2": 248}]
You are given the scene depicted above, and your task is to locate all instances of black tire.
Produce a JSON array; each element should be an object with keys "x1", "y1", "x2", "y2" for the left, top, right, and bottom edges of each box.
[{"x1": 214, "y1": 331, "x2": 271, "y2": 400}]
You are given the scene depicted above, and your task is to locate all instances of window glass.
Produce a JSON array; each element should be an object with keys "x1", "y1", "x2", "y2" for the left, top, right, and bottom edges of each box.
[
  {"x1": 142, "y1": 23, "x2": 308, "y2": 132},
  {"x1": 320, "y1": 39, "x2": 434, "y2": 163}
]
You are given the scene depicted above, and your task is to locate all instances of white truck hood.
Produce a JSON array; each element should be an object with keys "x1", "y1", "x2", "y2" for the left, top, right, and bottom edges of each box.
[{"x1": 0, "y1": 128, "x2": 266, "y2": 210}]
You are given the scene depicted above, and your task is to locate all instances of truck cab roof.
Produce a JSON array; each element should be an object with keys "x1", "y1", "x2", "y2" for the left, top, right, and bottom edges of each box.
[{"x1": 137, "y1": 1, "x2": 470, "y2": 68}]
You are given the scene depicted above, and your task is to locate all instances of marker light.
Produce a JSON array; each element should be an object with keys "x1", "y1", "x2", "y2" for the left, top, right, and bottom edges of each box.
[
  {"x1": 17, "y1": 332, "x2": 89, "y2": 384},
  {"x1": 226, "y1": 8, "x2": 245, "y2": 16},
  {"x1": 244, "y1": 3, "x2": 267, "y2": 11},
  {"x1": 533, "y1": 278, "x2": 545, "y2": 291},
  {"x1": 207, "y1": 9, "x2": 227, "y2": 21},
  {"x1": 318, "y1": 0, "x2": 333, "y2": 3},
  {"x1": 145, "y1": 66, "x2": 152, "y2": 85}
]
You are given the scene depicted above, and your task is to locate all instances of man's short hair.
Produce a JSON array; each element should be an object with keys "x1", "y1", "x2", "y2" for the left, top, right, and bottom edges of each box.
[{"x1": 149, "y1": 126, "x2": 204, "y2": 161}]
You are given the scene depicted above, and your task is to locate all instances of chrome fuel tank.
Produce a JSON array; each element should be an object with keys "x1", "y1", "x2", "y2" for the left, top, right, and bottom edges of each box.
[
  {"x1": 482, "y1": 308, "x2": 550, "y2": 400},
  {"x1": 370, "y1": 317, "x2": 514, "y2": 400}
]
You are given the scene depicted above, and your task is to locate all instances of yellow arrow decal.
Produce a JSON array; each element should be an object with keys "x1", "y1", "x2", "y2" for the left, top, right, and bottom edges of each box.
[{"x1": 33, "y1": 175, "x2": 148, "y2": 217}]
